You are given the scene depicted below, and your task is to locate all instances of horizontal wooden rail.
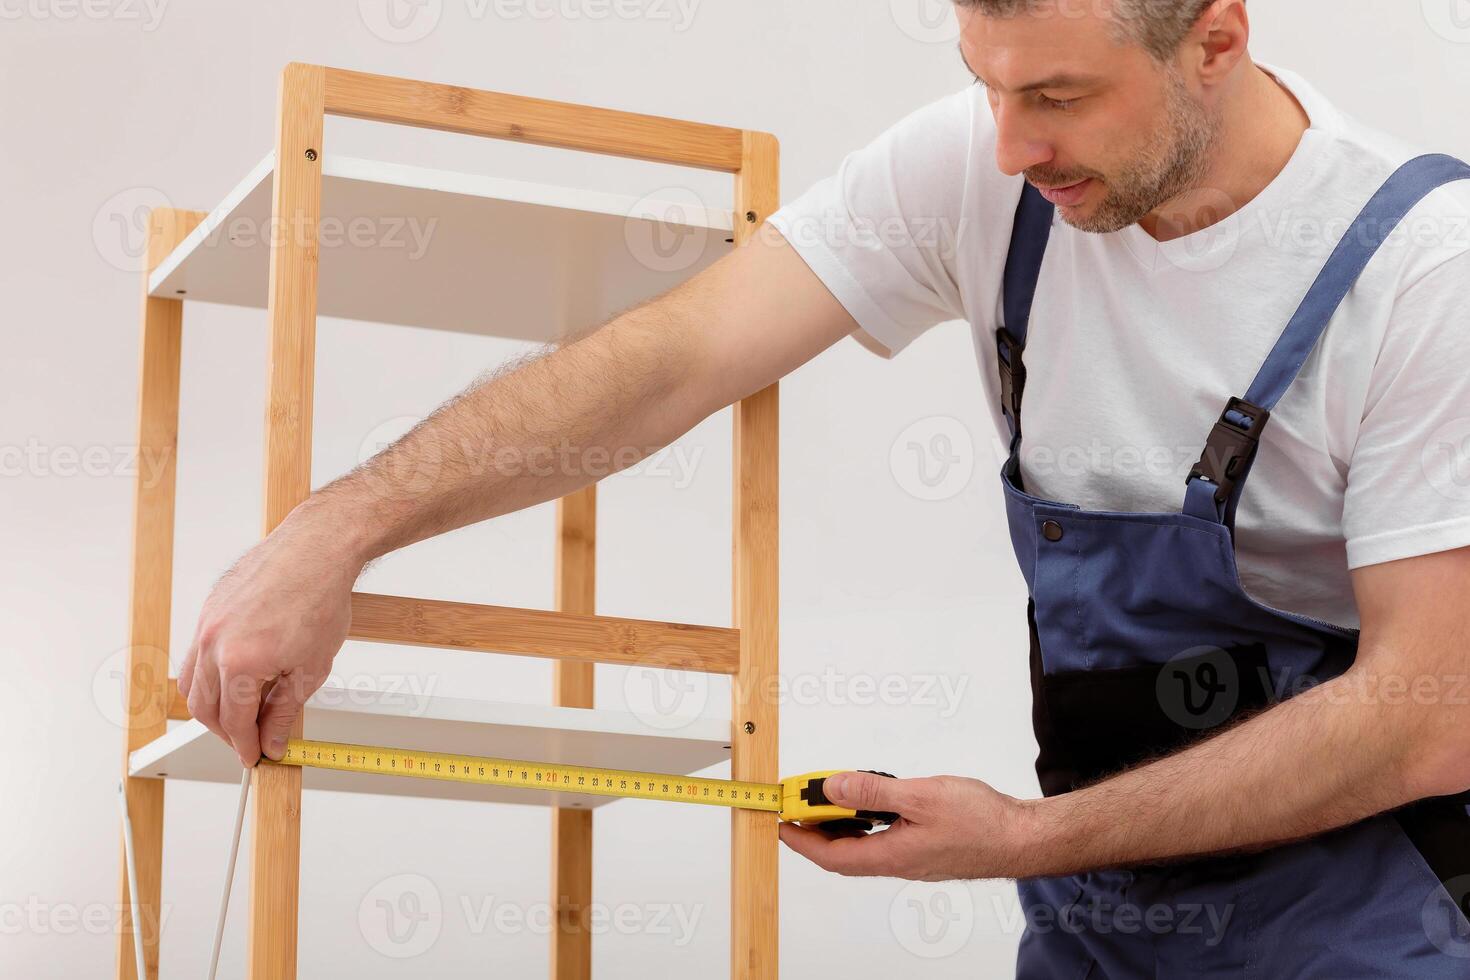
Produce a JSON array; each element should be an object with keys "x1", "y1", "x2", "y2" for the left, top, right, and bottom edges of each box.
[
  {"x1": 158, "y1": 595, "x2": 737, "y2": 725},
  {"x1": 320, "y1": 65, "x2": 747, "y2": 172},
  {"x1": 349, "y1": 593, "x2": 741, "y2": 674}
]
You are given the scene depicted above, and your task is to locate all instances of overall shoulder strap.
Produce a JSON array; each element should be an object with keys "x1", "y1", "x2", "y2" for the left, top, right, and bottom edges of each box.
[
  {"x1": 997, "y1": 182, "x2": 1056, "y2": 442},
  {"x1": 1184, "y1": 153, "x2": 1470, "y2": 526}
]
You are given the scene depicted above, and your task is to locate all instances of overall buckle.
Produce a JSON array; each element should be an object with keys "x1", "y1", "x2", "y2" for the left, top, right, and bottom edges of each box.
[
  {"x1": 1187, "y1": 397, "x2": 1271, "y2": 504},
  {"x1": 996, "y1": 328, "x2": 1027, "y2": 431}
]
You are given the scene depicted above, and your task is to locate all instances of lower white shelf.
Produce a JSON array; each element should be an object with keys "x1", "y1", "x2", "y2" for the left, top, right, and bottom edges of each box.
[{"x1": 130, "y1": 683, "x2": 733, "y2": 810}]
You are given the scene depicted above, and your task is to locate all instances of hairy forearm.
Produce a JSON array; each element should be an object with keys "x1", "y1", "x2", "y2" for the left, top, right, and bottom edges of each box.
[
  {"x1": 264, "y1": 229, "x2": 860, "y2": 575},
  {"x1": 302, "y1": 298, "x2": 714, "y2": 565},
  {"x1": 1014, "y1": 665, "x2": 1435, "y2": 878}
]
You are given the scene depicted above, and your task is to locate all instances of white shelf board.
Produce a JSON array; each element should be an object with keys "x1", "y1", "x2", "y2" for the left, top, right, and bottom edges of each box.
[
  {"x1": 148, "y1": 152, "x2": 735, "y2": 340},
  {"x1": 131, "y1": 682, "x2": 732, "y2": 809}
]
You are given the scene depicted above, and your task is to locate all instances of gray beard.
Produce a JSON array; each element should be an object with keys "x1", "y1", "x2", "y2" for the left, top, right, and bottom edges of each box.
[{"x1": 1055, "y1": 68, "x2": 1222, "y2": 235}]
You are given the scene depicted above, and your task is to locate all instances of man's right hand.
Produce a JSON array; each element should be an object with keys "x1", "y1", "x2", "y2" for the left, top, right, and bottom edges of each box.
[{"x1": 177, "y1": 500, "x2": 364, "y2": 767}]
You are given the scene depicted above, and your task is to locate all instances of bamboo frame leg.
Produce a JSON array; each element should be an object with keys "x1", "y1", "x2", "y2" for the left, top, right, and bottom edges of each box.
[
  {"x1": 551, "y1": 487, "x2": 597, "y2": 979},
  {"x1": 247, "y1": 63, "x2": 325, "y2": 980},
  {"x1": 730, "y1": 131, "x2": 781, "y2": 980},
  {"x1": 116, "y1": 206, "x2": 206, "y2": 980}
]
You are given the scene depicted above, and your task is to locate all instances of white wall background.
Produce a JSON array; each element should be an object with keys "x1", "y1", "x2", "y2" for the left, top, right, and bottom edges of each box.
[{"x1": 3, "y1": 1, "x2": 1467, "y2": 976}]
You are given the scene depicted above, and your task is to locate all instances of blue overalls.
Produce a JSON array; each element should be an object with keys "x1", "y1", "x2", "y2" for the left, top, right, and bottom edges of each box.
[{"x1": 996, "y1": 154, "x2": 1470, "y2": 978}]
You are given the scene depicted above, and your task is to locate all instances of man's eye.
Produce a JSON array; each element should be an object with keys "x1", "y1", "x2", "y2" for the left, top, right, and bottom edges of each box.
[{"x1": 1039, "y1": 94, "x2": 1078, "y2": 111}]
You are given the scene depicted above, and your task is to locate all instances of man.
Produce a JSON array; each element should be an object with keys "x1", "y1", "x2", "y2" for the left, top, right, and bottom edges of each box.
[{"x1": 179, "y1": 0, "x2": 1470, "y2": 973}]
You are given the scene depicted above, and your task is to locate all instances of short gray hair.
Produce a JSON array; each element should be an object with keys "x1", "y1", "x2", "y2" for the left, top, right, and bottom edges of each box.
[{"x1": 954, "y1": 0, "x2": 1223, "y2": 62}]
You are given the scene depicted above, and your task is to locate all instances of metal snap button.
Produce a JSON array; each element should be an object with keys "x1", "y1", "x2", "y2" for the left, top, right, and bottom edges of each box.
[{"x1": 1041, "y1": 520, "x2": 1064, "y2": 542}]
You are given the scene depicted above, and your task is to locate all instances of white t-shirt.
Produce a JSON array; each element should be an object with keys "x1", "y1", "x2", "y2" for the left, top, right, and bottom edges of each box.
[{"x1": 769, "y1": 62, "x2": 1470, "y2": 630}]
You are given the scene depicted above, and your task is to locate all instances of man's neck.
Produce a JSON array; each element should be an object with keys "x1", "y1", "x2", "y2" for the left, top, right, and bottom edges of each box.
[{"x1": 1141, "y1": 63, "x2": 1311, "y2": 242}]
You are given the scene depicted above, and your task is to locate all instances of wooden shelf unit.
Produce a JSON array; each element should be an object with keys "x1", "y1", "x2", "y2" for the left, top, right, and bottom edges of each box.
[{"x1": 116, "y1": 63, "x2": 780, "y2": 980}]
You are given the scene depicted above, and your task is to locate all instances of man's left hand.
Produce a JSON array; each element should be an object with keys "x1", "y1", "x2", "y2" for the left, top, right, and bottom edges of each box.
[{"x1": 777, "y1": 771, "x2": 1040, "y2": 881}]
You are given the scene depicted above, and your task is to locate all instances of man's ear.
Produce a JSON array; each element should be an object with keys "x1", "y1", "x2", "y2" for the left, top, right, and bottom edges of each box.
[{"x1": 1191, "y1": 0, "x2": 1250, "y2": 87}]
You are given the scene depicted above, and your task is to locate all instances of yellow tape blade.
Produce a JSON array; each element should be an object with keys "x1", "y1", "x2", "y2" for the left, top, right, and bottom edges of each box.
[{"x1": 270, "y1": 738, "x2": 784, "y2": 813}]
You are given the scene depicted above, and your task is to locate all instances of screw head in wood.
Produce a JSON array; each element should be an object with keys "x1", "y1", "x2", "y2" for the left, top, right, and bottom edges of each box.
[
  {"x1": 304, "y1": 148, "x2": 318, "y2": 161},
  {"x1": 744, "y1": 210, "x2": 757, "y2": 223},
  {"x1": 743, "y1": 721, "x2": 756, "y2": 734}
]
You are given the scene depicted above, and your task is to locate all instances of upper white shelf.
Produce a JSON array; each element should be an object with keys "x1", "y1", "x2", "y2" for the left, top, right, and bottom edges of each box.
[
  {"x1": 148, "y1": 152, "x2": 735, "y2": 340},
  {"x1": 130, "y1": 682, "x2": 732, "y2": 809}
]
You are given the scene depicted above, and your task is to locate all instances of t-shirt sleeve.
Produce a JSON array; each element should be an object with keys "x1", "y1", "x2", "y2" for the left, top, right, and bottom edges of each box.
[
  {"x1": 767, "y1": 88, "x2": 974, "y2": 358},
  {"x1": 1344, "y1": 247, "x2": 1470, "y2": 568}
]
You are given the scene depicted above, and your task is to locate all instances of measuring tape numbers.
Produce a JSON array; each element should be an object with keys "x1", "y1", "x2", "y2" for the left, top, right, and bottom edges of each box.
[{"x1": 270, "y1": 737, "x2": 897, "y2": 831}]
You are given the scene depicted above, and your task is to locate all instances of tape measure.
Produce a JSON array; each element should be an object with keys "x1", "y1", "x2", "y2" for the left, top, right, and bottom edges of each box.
[{"x1": 269, "y1": 738, "x2": 897, "y2": 832}]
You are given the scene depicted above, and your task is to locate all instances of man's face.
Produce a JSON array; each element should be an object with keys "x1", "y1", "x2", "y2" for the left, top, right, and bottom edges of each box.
[{"x1": 958, "y1": 3, "x2": 1221, "y2": 233}]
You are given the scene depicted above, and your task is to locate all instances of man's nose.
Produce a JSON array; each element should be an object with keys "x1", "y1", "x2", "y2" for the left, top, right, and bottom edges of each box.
[{"x1": 993, "y1": 104, "x2": 1053, "y2": 176}]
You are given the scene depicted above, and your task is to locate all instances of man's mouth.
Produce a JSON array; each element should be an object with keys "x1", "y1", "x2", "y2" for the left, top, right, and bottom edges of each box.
[{"x1": 1031, "y1": 177, "x2": 1094, "y2": 207}]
